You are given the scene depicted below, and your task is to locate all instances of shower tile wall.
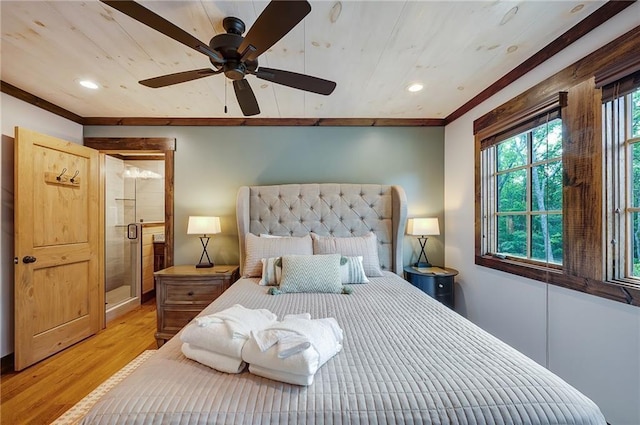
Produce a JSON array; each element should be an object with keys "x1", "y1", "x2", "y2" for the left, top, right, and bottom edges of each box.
[{"x1": 127, "y1": 159, "x2": 165, "y2": 222}]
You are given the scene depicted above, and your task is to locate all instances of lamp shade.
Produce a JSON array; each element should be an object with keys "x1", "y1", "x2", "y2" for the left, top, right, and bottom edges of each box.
[
  {"x1": 407, "y1": 217, "x2": 440, "y2": 236},
  {"x1": 187, "y1": 216, "x2": 221, "y2": 235}
]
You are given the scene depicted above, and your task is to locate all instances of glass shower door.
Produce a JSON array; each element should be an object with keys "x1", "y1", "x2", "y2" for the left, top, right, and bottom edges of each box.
[{"x1": 105, "y1": 157, "x2": 141, "y2": 321}]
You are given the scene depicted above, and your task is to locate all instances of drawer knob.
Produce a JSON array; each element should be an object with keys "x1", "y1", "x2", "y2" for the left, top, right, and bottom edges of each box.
[
  {"x1": 438, "y1": 284, "x2": 443, "y2": 288},
  {"x1": 187, "y1": 291, "x2": 194, "y2": 296}
]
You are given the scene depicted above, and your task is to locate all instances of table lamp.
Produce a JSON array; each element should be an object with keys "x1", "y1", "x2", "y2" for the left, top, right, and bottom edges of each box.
[
  {"x1": 407, "y1": 217, "x2": 440, "y2": 267},
  {"x1": 187, "y1": 216, "x2": 221, "y2": 268}
]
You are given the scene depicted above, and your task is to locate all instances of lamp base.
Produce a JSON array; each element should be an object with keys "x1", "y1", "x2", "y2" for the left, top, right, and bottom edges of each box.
[
  {"x1": 414, "y1": 262, "x2": 432, "y2": 268},
  {"x1": 195, "y1": 263, "x2": 214, "y2": 268}
]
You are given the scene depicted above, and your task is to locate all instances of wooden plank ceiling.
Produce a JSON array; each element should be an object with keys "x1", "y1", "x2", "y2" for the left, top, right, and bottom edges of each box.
[{"x1": 0, "y1": 1, "x2": 616, "y2": 120}]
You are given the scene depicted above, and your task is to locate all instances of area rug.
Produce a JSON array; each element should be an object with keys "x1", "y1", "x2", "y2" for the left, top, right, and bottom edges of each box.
[{"x1": 51, "y1": 350, "x2": 156, "y2": 425}]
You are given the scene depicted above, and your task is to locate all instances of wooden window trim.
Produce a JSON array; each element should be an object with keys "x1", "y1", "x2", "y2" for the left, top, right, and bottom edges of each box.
[{"x1": 475, "y1": 93, "x2": 567, "y2": 141}]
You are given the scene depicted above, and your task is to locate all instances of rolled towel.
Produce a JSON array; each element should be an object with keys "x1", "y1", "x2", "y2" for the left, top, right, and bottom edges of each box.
[
  {"x1": 243, "y1": 317, "x2": 343, "y2": 385},
  {"x1": 181, "y1": 343, "x2": 246, "y2": 374}
]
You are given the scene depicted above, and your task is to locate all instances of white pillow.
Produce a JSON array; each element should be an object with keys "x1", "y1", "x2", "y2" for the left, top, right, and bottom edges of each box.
[
  {"x1": 243, "y1": 233, "x2": 313, "y2": 277},
  {"x1": 279, "y1": 254, "x2": 343, "y2": 294},
  {"x1": 311, "y1": 232, "x2": 383, "y2": 277}
]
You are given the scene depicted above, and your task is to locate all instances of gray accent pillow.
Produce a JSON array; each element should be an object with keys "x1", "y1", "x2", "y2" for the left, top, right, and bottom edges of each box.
[
  {"x1": 243, "y1": 233, "x2": 313, "y2": 277},
  {"x1": 279, "y1": 254, "x2": 343, "y2": 293},
  {"x1": 311, "y1": 232, "x2": 383, "y2": 277}
]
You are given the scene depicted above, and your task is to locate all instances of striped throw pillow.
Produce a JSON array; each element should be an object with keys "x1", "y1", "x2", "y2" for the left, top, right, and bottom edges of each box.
[
  {"x1": 259, "y1": 257, "x2": 282, "y2": 286},
  {"x1": 340, "y1": 256, "x2": 369, "y2": 284}
]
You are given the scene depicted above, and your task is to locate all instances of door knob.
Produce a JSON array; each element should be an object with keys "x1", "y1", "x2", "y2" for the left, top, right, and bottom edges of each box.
[{"x1": 22, "y1": 256, "x2": 37, "y2": 264}]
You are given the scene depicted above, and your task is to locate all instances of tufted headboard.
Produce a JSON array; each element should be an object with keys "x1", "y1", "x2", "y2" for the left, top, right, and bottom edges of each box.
[{"x1": 236, "y1": 183, "x2": 407, "y2": 276}]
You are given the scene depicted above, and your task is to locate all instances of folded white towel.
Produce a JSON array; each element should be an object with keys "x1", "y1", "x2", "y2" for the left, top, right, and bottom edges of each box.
[
  {"x1": 181, "y1": 321, "x2": 244, "y2": 359},
  {"x1": 243, "y1": 317, "x2": 343, "y2": 385},
  {"x1": 194, "y1": 304, "x2": 278, "y2": 339},
  {"x1": 181, "y1": 343, "x2": 246, "y2": 374},
  {"x1": 277, "y1": 335, "x2": 311, "y2": 359},
  {"x1": 181, "y1": 305, "x2": 278, "y2": 359},
  {"x1": 283, "y1": 313, "x2": 311, "y2": 320},
  {"x1": 248, "y1": 364, "x2": 314, "y2": 386}
]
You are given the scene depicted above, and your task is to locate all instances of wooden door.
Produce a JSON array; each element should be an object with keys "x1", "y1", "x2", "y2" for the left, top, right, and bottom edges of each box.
[{"x1": 14, "y1": 127, "x2": 103, "y2": 371}]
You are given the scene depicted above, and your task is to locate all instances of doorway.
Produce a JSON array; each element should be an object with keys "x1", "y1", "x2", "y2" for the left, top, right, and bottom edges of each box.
[
  {"x1": 104, "y1": 155, "x2": 166, "y2": 320},
  {"x1": 84, "y1": 137, "x2": 175, "y2": 322}
]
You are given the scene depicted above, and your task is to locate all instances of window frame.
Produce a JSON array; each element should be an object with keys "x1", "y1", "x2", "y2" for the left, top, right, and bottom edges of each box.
[
  {"x1": 475, "y1": 93, "x2": 567, "y2": 280},
  {"x1": 602, "y1": 77, "x2": 640, "y2": 287},
  {"x1": 482, "y1": 114, "x2": 564, "y2": 267}
]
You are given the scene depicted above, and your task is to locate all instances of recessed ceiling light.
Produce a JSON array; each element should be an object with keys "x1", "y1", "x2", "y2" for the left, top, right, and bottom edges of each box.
[
  {"x1": 407, "y1": 83, "x2": 423, "y2": 93},
  {"x1": 79, "y1": 80, "x2": 99, "y2": 90}
]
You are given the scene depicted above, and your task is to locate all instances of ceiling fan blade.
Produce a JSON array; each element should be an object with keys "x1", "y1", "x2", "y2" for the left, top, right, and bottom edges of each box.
[
  {"x1": 139, "y1": 69, "x2": 218, "y2": 88},
  {"x1": 100, "y1": 0, "x2": 224, "y2": 63},
  {"x1": 255, "y1": 67, "x2": 336, "y2": 95},
  {"x1": 238, "y1": 1, "x2": 311, "y2": 62},
  {"x1": 233, "y1": 79, "x2": 260, "y2": 116}
]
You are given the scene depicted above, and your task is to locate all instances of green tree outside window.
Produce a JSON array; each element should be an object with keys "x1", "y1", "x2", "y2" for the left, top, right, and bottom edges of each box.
[{"x1": 495, "y1": 118, "x2": 563, "y2": 264}]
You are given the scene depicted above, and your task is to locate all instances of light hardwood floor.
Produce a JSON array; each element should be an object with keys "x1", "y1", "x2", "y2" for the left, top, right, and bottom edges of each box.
[{"x1": 1, "y1": 300, "x2": 157, "y2": 425}]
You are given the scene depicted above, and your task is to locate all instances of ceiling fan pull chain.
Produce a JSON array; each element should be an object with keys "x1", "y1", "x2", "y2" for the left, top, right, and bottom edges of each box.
[{"x1": 224, "y1": 80, "x2": 228, "y2": 114}]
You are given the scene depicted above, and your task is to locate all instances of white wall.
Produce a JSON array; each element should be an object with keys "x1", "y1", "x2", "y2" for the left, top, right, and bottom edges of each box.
[
  {"x1": 0, "y1": 93, "x2": 83, "y2": 357},
  {"x1": 444, "y1": 9, "x2": 640, "y2": 425}
]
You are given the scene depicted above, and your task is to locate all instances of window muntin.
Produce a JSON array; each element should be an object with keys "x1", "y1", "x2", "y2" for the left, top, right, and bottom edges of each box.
[
  {"x1": 483, "y1": 117, "x2": 563, "y2": 265},
  {"x1": 629, "y1": 92, "x2": 640, "y2": 278}
]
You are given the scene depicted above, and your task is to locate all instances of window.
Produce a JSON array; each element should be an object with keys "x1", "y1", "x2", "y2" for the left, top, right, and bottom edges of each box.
[
  {"x1": 603, "y1": 72, "x2": 640, "y2": 284},
  {"x1": 481, "y1": 115, "x2": 563, "y2": 265},
  {"x1": 476, "y1": 92, "x2": 567, "y2": 275}
]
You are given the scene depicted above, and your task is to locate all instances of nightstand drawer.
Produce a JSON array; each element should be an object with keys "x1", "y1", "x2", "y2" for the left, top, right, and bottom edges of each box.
[
  {"x1": 164, "y1": 281, "x2": 227, "y2": 305},
  {"x1": 162, "y1": 307, "x2": 203, "y2": 332},
  {"x1": 434, "y1": 281, "x2": 453, "y2": 296},
  {"x1": 154, "y1": 265, "x2": 239, "y2": 347}
]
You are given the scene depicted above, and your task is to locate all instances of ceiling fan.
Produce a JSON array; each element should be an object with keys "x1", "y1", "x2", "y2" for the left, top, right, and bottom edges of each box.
[{"x1": 100, "y1": 0, "x2": 336, "y2": 116}]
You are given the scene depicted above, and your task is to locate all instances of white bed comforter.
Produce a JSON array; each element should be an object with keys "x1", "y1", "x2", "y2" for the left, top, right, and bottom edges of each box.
[{"x1": 81, "y1": 273, "x2": 606, "y2": 425}]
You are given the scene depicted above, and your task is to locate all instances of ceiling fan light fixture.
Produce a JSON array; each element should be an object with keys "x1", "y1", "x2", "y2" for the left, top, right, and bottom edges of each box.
[
  {"x1": 407, "y1": 83, "x2": 423, "y2": 93},
  {"x1": 79, "y1": 80, "x2": 99, "y2": 90},
  {"x1": 99, "y1": 0, "x2": 335, "y2": 116}
]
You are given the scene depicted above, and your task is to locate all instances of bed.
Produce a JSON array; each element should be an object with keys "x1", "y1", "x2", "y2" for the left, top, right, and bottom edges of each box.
[{"x1": 81, "y1": 183, "x2": 606, "y2": 424}]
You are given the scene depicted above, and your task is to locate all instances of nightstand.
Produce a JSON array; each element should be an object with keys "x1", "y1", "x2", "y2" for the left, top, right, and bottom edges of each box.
[
  {"x1": 403, "y1": 266, "x2": 458, "y2": 309},
  {"x1": 154, "y1": 264, "x2": 239, "y2": 347}
]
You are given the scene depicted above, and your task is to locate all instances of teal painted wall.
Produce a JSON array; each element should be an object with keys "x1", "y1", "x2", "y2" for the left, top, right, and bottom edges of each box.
[{"x1": 84, "y1": 125, "x2": 444, "y2": 268}]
